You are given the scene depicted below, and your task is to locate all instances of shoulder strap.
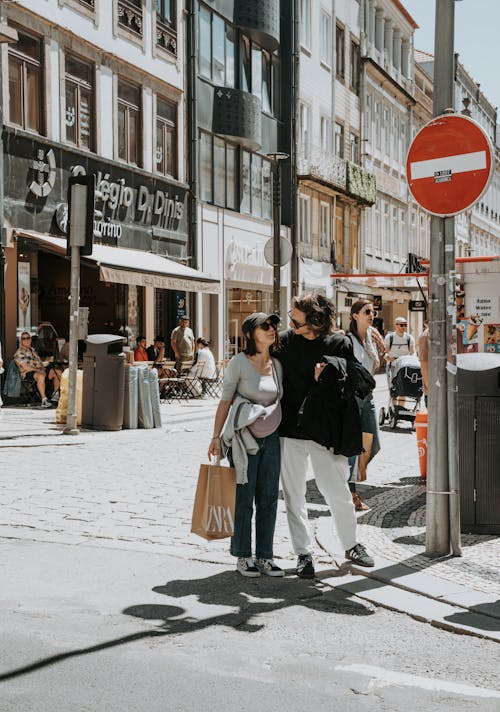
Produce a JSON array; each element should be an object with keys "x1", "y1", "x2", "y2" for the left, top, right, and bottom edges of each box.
[
  {"x1": 406, "y1": 335, "x2": 411, "y2": 348},
  {"x1": 389, "y1": 333, "x2": 394, "y2": 349}
]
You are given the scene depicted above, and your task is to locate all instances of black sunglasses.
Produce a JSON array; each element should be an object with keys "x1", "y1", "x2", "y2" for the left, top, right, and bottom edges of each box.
[
  {"x1": 287, "y1": 311, "x2": 307, "y2": 330},
  {"x1": 362, "y1": 308, "x2": 377, "y2": 316},
  {"x1": 259, "y1": 321, "x2": 277, "y2": 331},
  {"x1": 21, "y1": 336, "x2": 31, "y2": 340}
]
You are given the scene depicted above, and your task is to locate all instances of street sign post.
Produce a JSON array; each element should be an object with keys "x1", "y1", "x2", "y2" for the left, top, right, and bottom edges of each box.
[{"x1": 406, "y1": 113, "x2": 494, "y2": 217}]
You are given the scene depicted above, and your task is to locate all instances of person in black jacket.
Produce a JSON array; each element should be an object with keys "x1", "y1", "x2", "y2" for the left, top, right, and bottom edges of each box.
[{"x1": 274, "y1": 293, "x2": 374, "y2": 578}]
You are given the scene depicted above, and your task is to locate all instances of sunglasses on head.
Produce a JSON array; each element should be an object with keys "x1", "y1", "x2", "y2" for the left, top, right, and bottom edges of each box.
[{"x1": 259, "y1": 321, "x2": 277, "y2": 331}]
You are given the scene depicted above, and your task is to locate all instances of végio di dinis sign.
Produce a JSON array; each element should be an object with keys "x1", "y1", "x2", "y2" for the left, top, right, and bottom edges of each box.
[{"x1": 3, "y1": 130, "x2": 189, "y2": 259}]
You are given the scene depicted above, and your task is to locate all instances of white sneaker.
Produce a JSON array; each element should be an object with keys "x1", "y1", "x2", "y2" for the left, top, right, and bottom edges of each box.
[
  {"x1": 255, "y1": 558, "x2": 285, "y2": 577},
  {"x1": 41, "y1": 398, "x2": 52, "y2": 408},
  {"x1": 236, "y1": 557, "x2": 260, "y2": 578}
]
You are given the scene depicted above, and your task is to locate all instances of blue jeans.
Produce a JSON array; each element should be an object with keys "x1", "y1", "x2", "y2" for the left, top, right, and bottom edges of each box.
[{"x1": 229, "y1": 431, "x2": 281, "y2": 560}]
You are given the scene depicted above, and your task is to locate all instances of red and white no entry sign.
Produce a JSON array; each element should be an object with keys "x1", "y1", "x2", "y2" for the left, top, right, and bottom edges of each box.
[{"x1": 406, "y1": 114, "x2": 494, "y2": 217}]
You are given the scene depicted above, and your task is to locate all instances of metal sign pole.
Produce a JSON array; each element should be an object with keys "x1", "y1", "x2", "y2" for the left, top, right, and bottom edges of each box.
[
  {"x1": 426, "y1": 0, "x2": 456, "y2": 556},
  {"x1": 64, "y1": 243, "x2": 80, "y2": 435}
]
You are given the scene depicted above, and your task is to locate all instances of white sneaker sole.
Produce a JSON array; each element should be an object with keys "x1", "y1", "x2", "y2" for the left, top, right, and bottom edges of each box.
[{"x1": 236, "y1": 568, "x2": 260, "y2": 578}]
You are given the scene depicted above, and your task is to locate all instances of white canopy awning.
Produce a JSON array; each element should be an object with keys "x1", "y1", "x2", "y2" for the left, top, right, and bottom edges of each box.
[{"x1": 16, "y1": 231, "x2": 220, "y2": 294}]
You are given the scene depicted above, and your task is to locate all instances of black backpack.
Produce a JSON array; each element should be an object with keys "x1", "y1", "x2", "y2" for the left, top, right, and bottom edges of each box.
[{"x1": 388, "y1": 333, "x2": 411, "y2": 350}]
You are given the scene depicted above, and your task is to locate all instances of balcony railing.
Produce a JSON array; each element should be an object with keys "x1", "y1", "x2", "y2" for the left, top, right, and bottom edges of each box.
[
  {"x1": 118, "y1": 0, "x2": 143, "y2": 36},
  {"x1": 297, "y1": 145, "x2": 346, "y2": 190},
  {"x1": 346, "y1": 162, "x2": 377, "y2": 205},
  {"x1": 156, "y1": 18, "x2": 177, "y2": 56}
]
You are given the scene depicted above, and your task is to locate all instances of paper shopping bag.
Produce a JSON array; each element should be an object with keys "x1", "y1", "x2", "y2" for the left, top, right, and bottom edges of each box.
[{"x1": 191, "y1": 463, "x2": 236, "y2": 540}]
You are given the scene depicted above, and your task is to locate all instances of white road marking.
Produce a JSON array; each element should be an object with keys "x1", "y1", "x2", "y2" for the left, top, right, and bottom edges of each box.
[
  {"x1": 335, "y1": 664, "x2": 500, "y2": 698},
  {"x1": 410, "y1": 150, "x2": 487, "y2": 180}
]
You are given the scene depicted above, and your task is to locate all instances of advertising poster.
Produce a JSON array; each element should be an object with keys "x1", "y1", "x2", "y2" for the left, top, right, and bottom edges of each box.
[
  {"x1": 484, "y1": 324, "x2": 500, "y2": 354},
  {"x1": 17, "y1": 262, "x2": 31, "y2": 331}
]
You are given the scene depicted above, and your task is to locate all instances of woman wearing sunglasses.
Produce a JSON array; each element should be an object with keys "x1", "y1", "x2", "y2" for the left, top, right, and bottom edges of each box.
[
  {"x1": 347, "y1": 300, "x2": 385, "y2": 511},
  {"x1": 208, "y1": 312, "x2": 284, "y2": 578}
]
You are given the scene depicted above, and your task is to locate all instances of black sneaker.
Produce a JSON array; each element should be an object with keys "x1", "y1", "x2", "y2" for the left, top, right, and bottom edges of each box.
[
  {"x1": 345, "y1": 543, "x2": 375, "y2": 567},
  {"x1": 255, "y1": 558, "x2": 285, "y2": 577},
  {"x1": 236, "y1": 557, "x2": 261, "y2": 578},
  {"x1": 296, "y1": 554, "x2": 315, "y2": 579}
]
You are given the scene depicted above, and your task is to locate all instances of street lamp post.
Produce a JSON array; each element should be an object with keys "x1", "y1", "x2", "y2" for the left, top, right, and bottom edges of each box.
[{"x1": 267, "y1": 152, "x2": 289, "y2": 316}]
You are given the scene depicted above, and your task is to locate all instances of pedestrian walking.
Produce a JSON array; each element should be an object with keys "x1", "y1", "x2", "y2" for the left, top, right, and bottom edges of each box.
[
  {"x1": 208, "y1": 313, "x2": 284, "y2": 578},
  {"x1": 347, "y1": 300, "x2": 383, "y2": 511},
  {"x1": 171, "y1": 317, "x2": 195, "y2": 374},
  {"x1": 274, "y1": 292, "x2": 374, "y2": 578},
  {"x1": 417, "y1": 321, "x2": 429, "y2": 407},
  {"x1": 384, "y1": 317, "x2": 416, "y2": 385}
]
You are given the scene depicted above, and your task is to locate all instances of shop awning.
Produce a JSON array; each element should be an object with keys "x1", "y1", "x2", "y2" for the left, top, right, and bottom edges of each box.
[{"x1": 16, "y1": 231, "x2": 220, "y2": 294}]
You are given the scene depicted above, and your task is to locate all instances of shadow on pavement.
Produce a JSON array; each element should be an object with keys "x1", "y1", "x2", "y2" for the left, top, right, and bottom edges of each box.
[
  {"x1": 0, "y1": 569, "x2": 374, "y2": 682},
  {"x1": 444, "y1": 601, "x2": 500, "y2": 631}
]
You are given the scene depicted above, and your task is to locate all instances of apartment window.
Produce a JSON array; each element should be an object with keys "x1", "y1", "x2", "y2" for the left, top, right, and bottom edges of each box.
[
  {"x1": 65, "y1": 55, "x2": 94, "y2": 150},
  {"x1": 8, "y1": 28, "x2": 43, "y2": 133},
  {"x1": 156, "y1": 0, "x2": 177, "y2": 55},
  {"x1": 156, "y1": 97, "x2": 177, "y2": 178},
  {"x1": 299, "y1": 102, "x2": 311, "y2": 151},
  {"x1": 320, "y1": 202, "x2": 330, "y2": 248},
  {"x1": 241, "y1": 151, "x2": 272, "y2": 219},
  {"x1": 336, "y1": 203, "x2": 344, "y2": 265},
  {"x1": 320, "y1": 12, "x2": 331, "y2": 67},
  {"x1": 350, "y1": 40, "x2": 360, "y2": 94},
  {"x1": 335, "y1": 24, "x2": 345, "y2": 79},
  {"x1": 199, "y1": 6, "x2": 235, "y2": 87},
  {"x1": 241, "y1": 37, "x2": 280, "y2": 118},
  {"x1": 334, "y1": 122, "x2": 344, "y2": 158},
  {"x1": 156, "y1": 0, "x2": 174, "y2": 25},
  {"x1": 117, "y1": 80, "x2": 141, "y2": 166},
  {"x1": 349, "y1": 132, "x2": 359, "y2": 163},
  {"x1": 299, "y1": 195, "x2": 311, "y2": 243},
  {"x1": 300, "y1": 0, "x2": 311, "y2": 49},
  {"x1": 320, "y1": 116, "x2": 331, "y2": 153},
  {"x1": 199, "y1": 131, "x2": 237, "y2": 210}
]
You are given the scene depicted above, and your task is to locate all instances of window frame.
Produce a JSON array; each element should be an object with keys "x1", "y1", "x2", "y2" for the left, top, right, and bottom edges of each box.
[
  {"x1": 299, "y1": 194, "x2": 311, "y2": 244},
  {"x1": 155, "y1": 95, "x2": 178, "y2": 178},
  {"x1": 335, "y1": 23, "x2": 345, "y2": 80},
  {"x1": 64, "y1": 52, "x2": 95, "y2": 151},
  {"x1": 320, "y1": 201, "x2": 331, "y2": 248},
  {"x1": 350, "y1": 38, "x2": 360, "y2": 94},
  {"x1": 320, "y1": 10, "x2": 332, "y2": 68},
  {"x1": 300, "y1": 0, "x2": 311, "y2": 50},
  {"x1": 334, "y1": 121, "x2": 344, "y2": 158},
  {"x1": 8, "y1": 26, "x2": 44, "y2": 134},
  {"x1": 199, "y1": 5, "x2": 235, "y2": 88},
  {"x1": 117, "y1": 78, "x2": 142, "y2": 167},
  {"x1": 199, "y1": 130, "x2": 239, "y2": 211},
  {"x1": 349, "y1": 131, "x2": 359, "y2": 163}
]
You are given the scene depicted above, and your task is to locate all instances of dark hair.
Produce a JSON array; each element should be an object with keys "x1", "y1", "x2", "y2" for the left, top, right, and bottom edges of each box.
[
  {"x1": 136, "y1": 335, "x2": 146, "y2": 344},
  {"x1": 349, "y1": 299, "x2": 372, "y2": 342},
  {"x1": 196, "y1": 337, "x2": 210, "y2": 348},
  {"x1": 243, "y1": 324, "x2": 280, "y2": 356},
  {"x1": 292, "y1": 292, "x2": 336, "y2": 337},
  {"x1": 154, "y1": 335, "x2": 165, "y2": 343}
]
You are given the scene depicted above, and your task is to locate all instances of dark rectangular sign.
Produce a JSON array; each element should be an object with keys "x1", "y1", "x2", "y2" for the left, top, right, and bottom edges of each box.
[{"x1": 409, "y1": 299, "x2": 426, "y2": 312}]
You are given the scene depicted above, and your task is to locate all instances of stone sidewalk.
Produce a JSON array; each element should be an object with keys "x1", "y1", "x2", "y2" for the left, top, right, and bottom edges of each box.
[{"x1": 0, "y1": 380, "x2": 499, "y2": 640}]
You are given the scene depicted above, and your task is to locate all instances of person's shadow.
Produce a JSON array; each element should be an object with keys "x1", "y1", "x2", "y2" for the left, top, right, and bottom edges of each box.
[{"x1": 123, "y1": 568, "x2": 374, "y2": 635}]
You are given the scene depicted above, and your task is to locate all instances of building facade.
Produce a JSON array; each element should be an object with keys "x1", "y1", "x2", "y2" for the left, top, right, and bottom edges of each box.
[
  {"x1": 188, "y1": 0, "x2": 294, "y2": 359},
  {"x1": 2, "y1": 0, "x2": 219, "y2": 361},
  {"x1": 297, "y1": 0, "x2": 376, "y2": 330}
]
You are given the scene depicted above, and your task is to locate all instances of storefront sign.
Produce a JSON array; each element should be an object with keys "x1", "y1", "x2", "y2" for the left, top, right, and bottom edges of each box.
[
  {"x1": 3, "y1": 131, "x2": 189, "y2": 257},
  {"x1": 409, "y1": 299, "x2": 426, "y2": 312},
  {"x1": 469, "y1": 295, "x2": 499, "y2": 321}
]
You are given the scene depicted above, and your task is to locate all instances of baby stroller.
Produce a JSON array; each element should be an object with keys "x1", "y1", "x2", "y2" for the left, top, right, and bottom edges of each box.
[{"x1": 379, "y1": 355, "x2": 423, "y2": 430}]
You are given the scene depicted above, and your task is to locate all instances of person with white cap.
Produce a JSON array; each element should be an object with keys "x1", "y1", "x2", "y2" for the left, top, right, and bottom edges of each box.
[{"x1": 383, "y1": 316, "x2": 416, "y2": 387}]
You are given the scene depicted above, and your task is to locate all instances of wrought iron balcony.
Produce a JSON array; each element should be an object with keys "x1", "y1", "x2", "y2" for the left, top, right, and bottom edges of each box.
[
  {"x1": 297, "y1": 145, "x2": 347, "y2": 191},
  {"x1": 118, "y1": 0, "x2": 143, "y2": 36}
]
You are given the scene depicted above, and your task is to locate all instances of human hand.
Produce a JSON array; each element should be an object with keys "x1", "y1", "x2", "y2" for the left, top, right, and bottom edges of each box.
[
  {"x1": 314, "y1": 362, "x2": 326, "y2": 381},
  {"x1": 208, "y1": 436, "x2": 221, "y2": 460}
]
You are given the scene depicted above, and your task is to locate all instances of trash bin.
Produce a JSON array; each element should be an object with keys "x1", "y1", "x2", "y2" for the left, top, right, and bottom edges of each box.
[
  {"x1": 414, "y1": 411, "x2": 427, "y2": 479},
  {"x1": 457, "y1": 352, "x2": 500, "y2": 534},
  {"x1": 82, "y1": 334, "x2": 125, "y2": 431}
]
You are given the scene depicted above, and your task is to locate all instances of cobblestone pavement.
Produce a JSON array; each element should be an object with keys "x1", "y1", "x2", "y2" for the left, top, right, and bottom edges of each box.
[{"x1": 0, "y1": 377, "x2": 498, "y2": 597}]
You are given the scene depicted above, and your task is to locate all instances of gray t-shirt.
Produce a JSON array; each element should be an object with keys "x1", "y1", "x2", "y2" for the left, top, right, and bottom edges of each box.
[{"x1": 221, "y1": 352, "x2": 283, "y2": 437}]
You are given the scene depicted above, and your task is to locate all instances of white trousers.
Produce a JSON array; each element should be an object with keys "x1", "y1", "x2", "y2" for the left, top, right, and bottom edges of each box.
[{"x1": 280, "y1": 437, "x2": 357, "y2": 554}]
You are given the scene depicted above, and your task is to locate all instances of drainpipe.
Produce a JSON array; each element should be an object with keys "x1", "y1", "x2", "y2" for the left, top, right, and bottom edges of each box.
[
  {"x1": 290, "y1": 0, "x2": 300, "y2": 297},
  {"x1": 187, "y1": 0, "x2": 198, "y2": 331}
]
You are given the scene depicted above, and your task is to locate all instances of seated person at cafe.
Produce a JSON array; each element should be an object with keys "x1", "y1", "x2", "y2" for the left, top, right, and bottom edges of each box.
[
  {"x1": 13, "y1": 332, "x2": 52, "y2": 408},
  {"x1": 146, "y1": 336, "x2": 165, "y2": 364},
  {"x1": 189, "y1": 338, "x2": 216, "y2": 380},
  {"x1": 134, "y1": 335, "x2": 148, "y2": 362}
]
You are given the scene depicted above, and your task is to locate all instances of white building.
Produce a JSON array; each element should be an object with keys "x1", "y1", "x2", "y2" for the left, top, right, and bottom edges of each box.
[{"x1": 1, "y1": 0, "x2": 219, "y2": 360}]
